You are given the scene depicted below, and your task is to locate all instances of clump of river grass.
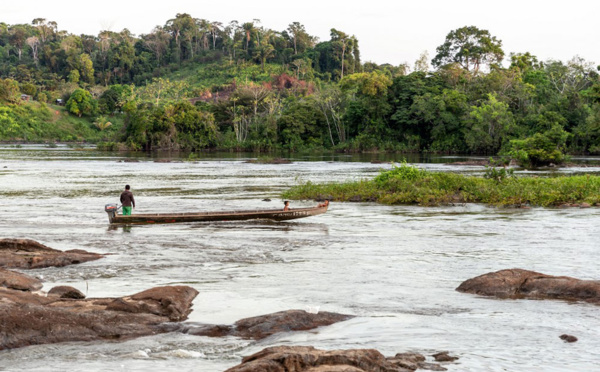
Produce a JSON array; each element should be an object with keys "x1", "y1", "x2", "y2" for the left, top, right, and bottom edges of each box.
[{"x1": 283, "y1": 162, "x2": 600, "y2": 207}]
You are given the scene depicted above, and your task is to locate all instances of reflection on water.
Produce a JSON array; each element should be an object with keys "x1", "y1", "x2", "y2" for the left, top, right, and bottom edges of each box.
[{"x1": 1, "y1": 148, "x2": 600, "y2": 371}]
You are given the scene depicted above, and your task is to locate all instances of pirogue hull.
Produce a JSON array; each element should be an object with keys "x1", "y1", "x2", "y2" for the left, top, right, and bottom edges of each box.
[{"x1": 106, "y1": 205, "x2": 328, "y2": 225}]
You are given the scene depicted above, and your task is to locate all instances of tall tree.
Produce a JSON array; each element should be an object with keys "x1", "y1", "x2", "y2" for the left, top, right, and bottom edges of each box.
[{"x1": 432, "y1": 26, "x2": 504, "y2": 73}]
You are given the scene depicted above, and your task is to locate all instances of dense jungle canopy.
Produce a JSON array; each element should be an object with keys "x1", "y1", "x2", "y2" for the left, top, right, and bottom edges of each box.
[{"x1": 1, "y1": 15, "x2": 599, "y2": 164}]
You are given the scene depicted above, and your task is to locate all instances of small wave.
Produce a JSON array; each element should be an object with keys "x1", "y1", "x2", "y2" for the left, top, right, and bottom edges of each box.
[{"x1": 154, "y1": 349, "x2": 206, "y2": 359}]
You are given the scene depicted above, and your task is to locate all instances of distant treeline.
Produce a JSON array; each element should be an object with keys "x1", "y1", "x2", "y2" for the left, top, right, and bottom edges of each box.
[{"x1": 0, "y1": 18, "x2": 599, "y2": 164}]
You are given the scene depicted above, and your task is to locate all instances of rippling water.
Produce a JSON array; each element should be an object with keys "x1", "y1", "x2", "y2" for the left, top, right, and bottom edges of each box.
[{"x1": 1, "y1": 145, "x2": 599, "y2": 371}]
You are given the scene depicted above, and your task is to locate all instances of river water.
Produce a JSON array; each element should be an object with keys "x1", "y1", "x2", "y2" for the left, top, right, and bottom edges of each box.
[{"x1": 1, "y1": 146, "x2": 599, "y2": 372}]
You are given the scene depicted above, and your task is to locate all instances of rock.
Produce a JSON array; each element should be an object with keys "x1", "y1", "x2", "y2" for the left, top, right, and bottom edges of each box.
[
  {"x1": 185, "y1": 309, "x2": 354, "y2": 340},
  {"x1": 0, "y1": 268, "x2": 42, "y2": 291},
  {"x1": 559, "y1": 334, "x2": 578, "y2": 343},
  {"x1": 0, "y1": 285, "x2": 198, "y2": 350},
  {"x1": 48, "y1": 285, "x2": 85, "y2": 299},
  {"x1": 457, "y1": 269, "x2": 600, "y2": 305},
  {"x1": 106, "y1": 286, "x2": 199, "y2": 321},
  {"x1": 233, "y1": 309, "x2": 353, "y2": 340},
  {"x1": 0, "y1": 238, "x2": 104, "y2": 269},
  {"x1": 262, "y1": 198, "x2": 272, "y2": 202},
  {"x1": 388, "y1": 352, "x2": 425, "y2": 370},
  {"x1": 225, "y1": 346, "x2": 453, "y2": 372},
  {"x1": 432, "y1": 351, "x2": 459, "y2": 362},
  {"x1": 580, "y1": 203, "x2": 591, "y2": 208}
]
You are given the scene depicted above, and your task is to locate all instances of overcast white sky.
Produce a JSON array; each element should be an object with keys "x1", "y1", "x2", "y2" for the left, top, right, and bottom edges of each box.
[{"x1": 3, "y1": 0, "x2": 599, "y2": 68}]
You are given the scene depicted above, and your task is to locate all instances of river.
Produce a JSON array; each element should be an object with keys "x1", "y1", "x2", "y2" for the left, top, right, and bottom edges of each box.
[{"x1": 1, "y1": 145, "x2": 599, "y2": 371}]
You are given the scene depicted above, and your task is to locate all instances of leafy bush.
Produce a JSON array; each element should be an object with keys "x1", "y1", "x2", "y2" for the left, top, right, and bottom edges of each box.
[
  {"x1": 508, "y1": 124, "x2": 570, "y2": 167},
  {"x1": 373, "y1": 161, "x2": 427, "y2": 186}
]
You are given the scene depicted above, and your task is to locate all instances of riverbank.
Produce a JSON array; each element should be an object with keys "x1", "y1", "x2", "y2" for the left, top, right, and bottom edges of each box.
[{"x1": 283, "y1": 163, "x2": 600, "y2": 207}]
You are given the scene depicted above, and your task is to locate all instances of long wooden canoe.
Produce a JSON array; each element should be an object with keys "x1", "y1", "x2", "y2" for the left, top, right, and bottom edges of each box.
[{"x1": 105, "y1": 204, "x2": 328, "y2": 225}]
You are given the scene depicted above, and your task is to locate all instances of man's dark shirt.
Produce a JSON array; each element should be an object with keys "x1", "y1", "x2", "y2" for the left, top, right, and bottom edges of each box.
[{"x1": 120, "y1": 190, "x2": 135, "y2": 207}]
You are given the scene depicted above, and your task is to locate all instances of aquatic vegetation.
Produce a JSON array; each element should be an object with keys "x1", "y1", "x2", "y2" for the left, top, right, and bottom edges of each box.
[{"x1": 283, "y1": 162, "x2": 600, "y2": 207}]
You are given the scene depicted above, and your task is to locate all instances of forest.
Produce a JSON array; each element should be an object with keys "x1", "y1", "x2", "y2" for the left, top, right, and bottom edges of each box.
[{"x1": 1, "y1": 15, "x2": 599, "y2": 165}]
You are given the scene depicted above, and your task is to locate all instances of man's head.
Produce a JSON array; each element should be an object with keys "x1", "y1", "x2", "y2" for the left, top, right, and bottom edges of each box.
[{"x1": 125, "y1": 185, "x2": 130, "y2": 190}]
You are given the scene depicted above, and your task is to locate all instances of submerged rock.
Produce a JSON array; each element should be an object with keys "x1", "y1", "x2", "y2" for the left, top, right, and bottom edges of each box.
[
  {"x1": 0, "y1": 238, "x2": 104, "y2": 269},
  {"x1": 457, "y1": 268, "x2": 600, "y2": 305},
  {"x1": 0, "y1": 285, "x2": 198, "y2": 350},
  {"x1": 225, "y1": 346, "x2": 455, "y2": 372},
  {"x1": 184, "y1": 309, "x2": 353, "y2": 340}
]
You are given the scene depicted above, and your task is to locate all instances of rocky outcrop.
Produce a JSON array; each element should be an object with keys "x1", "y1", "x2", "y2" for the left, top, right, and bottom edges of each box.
[
  {"x1": 457, "y1": 269, "x2": 600, "y2": 304},
  {"x1": 0, "y1": 285, "x2": 198, "y2": 350},
  {"x1": 224, "y1": 346, "x2": 457, "y2": 372},
  {"x1": 105, "y1": 286, "x2": 198, "y2": 321},
  {"x1": 0, "y1": 238, "x2": 103, "y2": 269},
  {"x1": 0, "y1": 267, "x2": 42, "y2": 291},
  {"x1": 183, "y1": 310, "x2": 353, "y2": 340}
]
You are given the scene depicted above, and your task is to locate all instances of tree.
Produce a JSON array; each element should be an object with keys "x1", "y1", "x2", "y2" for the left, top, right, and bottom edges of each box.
[
  {"x1": 330, "y1": 29, "x2": 354, "y2": 79},
  {"x1": 340, "y1": 71, "x2": 393, "y2": 137},
  {"x1": 464, "y1": 94, "x2": 515, "y2": 154},
  {"x1": 313, "y1": 86, "x2": 346, "y2": 145},
  {"x1": 0, "y1": 78, "x2": 20, "y2": 103},
  {"x1": 508, "y1": 124, "x2": 570, "y2": 167},
  {"x1": 414, "y1": 51, "x2": 429, "y2": 72},
  {"x1": 144, "y1": 27, "x2": 170, "y2": 66},
  {"x1": 9, "y1": 25, "x2": 29, "y2": 60},
  {"x1": 26, "y1": 36, "x2": 40, "y2": 66},
  {"x1": 432, "y1": 26, "x2": 504, "y2": 73},
  {"x1": 410, "y1": 89, "x2": 468, "y2": 152},
  {"x1": 78, "y1": 53, "x2": 95, "y2": 84},
  {"x1": 66, "y1": 89, "x2": 97, "y2": 117},
  {"x1": 286, "y1": 22, "x2": 314, "y2": 55}
]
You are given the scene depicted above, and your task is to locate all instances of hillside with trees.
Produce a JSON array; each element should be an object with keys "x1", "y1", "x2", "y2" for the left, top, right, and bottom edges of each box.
[{"x1": 1, "y1": 16, "x2": 599, "y2": 165}]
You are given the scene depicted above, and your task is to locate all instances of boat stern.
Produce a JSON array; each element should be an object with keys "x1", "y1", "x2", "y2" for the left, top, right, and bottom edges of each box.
[{"x1": 104, "y1": 204, "x2": 119, "y2": 223}]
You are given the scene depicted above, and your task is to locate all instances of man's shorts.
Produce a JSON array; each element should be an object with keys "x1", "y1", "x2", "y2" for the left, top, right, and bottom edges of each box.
[{"x1": 122, "y1": 206, "x2": 132, "y2": 216}]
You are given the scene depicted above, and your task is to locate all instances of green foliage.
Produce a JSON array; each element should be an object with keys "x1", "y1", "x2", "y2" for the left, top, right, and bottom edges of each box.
[
  {"x1": 508, "y1": 124, "x2": 570, "y2": 167},
  {"x1": 373, "y1": 161, "x2": 427, "y2": 186},
  {"x1": 0, "y1": 18, "x2": 598, "y2": 156},
  {"x1": 432, "y1": 26, "x2": 504, "y2": 73},
  {"x1": 483, "y1": 158, "x2": 514, "y2": 183},
  {"x1": 284, "y1": 167, "x2": 600, "y2": 207},
  {"x1": 464, "y1": 94, "x2": 515, "y2": 154},
  {"x1": 124, "y1": 100, "x2": 217, "y2": 151},
  {"x1": 66, "y1": 89, "x2": 97, "y2": 117},
  {"x1": 0, "y1": 79, "x2": 20, "y2": 103}
]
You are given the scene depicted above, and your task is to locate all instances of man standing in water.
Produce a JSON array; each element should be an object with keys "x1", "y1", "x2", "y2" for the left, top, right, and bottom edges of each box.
[{"x1": 120, "y1": 185, "x2": 135, "y2": 215}]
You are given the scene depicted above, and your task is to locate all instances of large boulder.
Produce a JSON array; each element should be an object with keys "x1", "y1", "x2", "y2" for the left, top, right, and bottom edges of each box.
[
  {"x1": 0, "y1": 285, "x2": 198, "y2": 350},
  {"x1": 184, "y1": 310, "x2": 354, "y2": 340},
  {"x1": 457, "y1": 269, "x2": 600, "y2": 304},
  {"x1": 0, "y1": 238, "x2": 104, "y2": 269},
  {"x1": 0, "y1": 268, "x2": 42, "y2": 291},
  {"x1": 224, "y1": 346, "x2": 455, "y2": 372}
]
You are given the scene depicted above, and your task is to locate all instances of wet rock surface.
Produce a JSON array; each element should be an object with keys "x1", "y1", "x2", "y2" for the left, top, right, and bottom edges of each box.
[
  {"x1": 457, "y1": 268, "x2": 600, "y2": 304},
  {"x1": 560, "y1": 334, "x2": 578, "y2": 343},
  {"x1": 224, "y1": 346, "x2": 457, "y2": 372},
  {"x1": 0, "y1": 285, "x2": 198, "y2": 350},
  {"x1": 0, "y1": 267, "x2": 42, "y2": 291},
  {"x1": 183, "y1": 309, "x2": 354, "y2": 340},
  {"x1": 0, "y1": 238, "x2": 104, "y2": 269},
  {"x1": 48, "y1": 285, "x2": 86, "y2": 299}
]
